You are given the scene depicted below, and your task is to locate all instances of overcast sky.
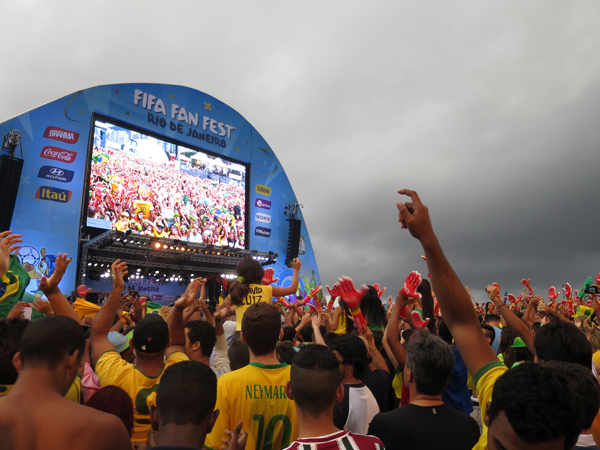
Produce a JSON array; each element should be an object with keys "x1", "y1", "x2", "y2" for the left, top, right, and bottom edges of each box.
[{"x1": 2, "y1": 1, "x2": 599, "y2": 304}]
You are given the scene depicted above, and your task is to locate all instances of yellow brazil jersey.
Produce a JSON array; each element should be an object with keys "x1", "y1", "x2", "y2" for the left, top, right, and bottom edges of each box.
[
  {"x1": 64, "y1": 374, "x2": 82, "y2": 403},
  {"x1": 334, "y1": 310, "x2": 347, "y2": 335},
  {"x1": 205, "y1": 362, "x2": 298, "y2": 450},
  {"x1": 235, "y1": 284, "x2": 273, "y2": 332},
  {"x1": 472, "y1": 361, "x2": 508, "y2": 450},
  {"x1": 95, "y1": 350, "x2": 189, "y2": 442}
]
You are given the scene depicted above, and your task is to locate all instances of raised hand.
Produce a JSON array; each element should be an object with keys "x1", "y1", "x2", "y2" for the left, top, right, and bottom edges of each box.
[
  {"x1": 109, "y1": 260, "x2": 128, "y2": 290},
  {"x1": 327, "y1": 284, "x2": 342, "y2": 299},
  {"x1": 0, "y1": 231, "x2": 22, "y2": 277},
  {"x1": 39, "y1": 253, "x2": 71, "y2": 294},
  {"x1": 175, "y1": 279, "x2": 202, "y2": 310},
  {"x1": 262, "y1": 267, "x2": 279, "y2": 285},
  {"x1": 522, "y1": 278, "x2": 534, "y2": 297},
  {"x1": 7, "y1": 302, "x2": 27, "y2": 318},
  {"x1": 292, "y1": 258, "x2": 302, "y2": 271},
  {"x1": 507, "y1": 294, "x2": 517, "y2": 304},
  {"x1": 400, "y1": 271, "x2": 422, "y2": 299},
  {"x1": 309, "y1": 285, "x2": 322, "y2": 298},
  {"x1": 548, "y1": 286, "x2": 559, "y2": 302},
  {"x1": 337, "y1": 276, "x2": 368, "y2": 329},
  {"x1": 372, "y1": 283, "x2": 386, "y2": 298},
  {"x1": 77, "y1": 284, "x2": 92, "y2": 298},
  {"x1": 33, "y1": 298, "x2": 54, "y2": 315},
  {"x1": 222, "y1": 420, "x2": 248, "y2": 450},
  {"x1": 563, "y1": 283, "x2": 573, "y2": 299},
  {"x1": 396, "y1": 190, "x2": 435, "y2": 243},
  {"x1": 411, "y1": 310, "x2": 430, "y2": 329}
]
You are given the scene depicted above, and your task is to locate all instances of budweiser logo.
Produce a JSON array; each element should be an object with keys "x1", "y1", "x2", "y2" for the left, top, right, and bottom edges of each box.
[
  {"x1": 43, "y1": 126, "x2": 80, "y2": 144},
  {"x1": 40, "y1": 146, "x2": 77, "y2": 163}
]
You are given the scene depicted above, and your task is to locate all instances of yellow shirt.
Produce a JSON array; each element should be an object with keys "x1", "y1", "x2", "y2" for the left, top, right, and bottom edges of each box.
[
  {"x1": 472, "y1": 361, "x2": 508, "y2": 450},
  {"x1": 235, "y1": 284, "x2": 273, "y2": 332},
  {"x1": 205, "y1": 362, "x2": 298, "y2": 450},
  {"x1": 0, "y1": 384, "x2": 13, "y2": 397},
  {"x1": 64, "y1": 375, "x2": 82, "y2": 403},
  {"x1": 95, "y1": 350, "x2": 189, "y2": 442},
  {"x1": 334, "y1": 309, "x2": 347, "y2": 335}
]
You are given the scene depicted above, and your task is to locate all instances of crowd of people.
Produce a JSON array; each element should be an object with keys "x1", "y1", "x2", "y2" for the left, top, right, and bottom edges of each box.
[
  {"x1": 1, "y1": 189, "x2": 600, "y2": 450},
  {"x1": 87, "y1": 145, "x2": 246, "y2": 247}
]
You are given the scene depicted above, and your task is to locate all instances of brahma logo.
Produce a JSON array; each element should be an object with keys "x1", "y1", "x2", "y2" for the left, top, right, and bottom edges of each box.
[
  {"x1": 255, "y1": 198, "x2": 271, "y2": 210},
  {"x1": 35, "y1": 186, "x2": 72, "y2": 203},
  {"x1": 43, "y1": 127, "x2": 80, "y2": 144},
  {"x1": 255, "y1": 184, "x2": 271, "y2": 196},
  {"x1": 255, "y1": 212, "x2": 271, "y2": 224},
  {"x1": 151, "y1": 295, "x2": 163, "y2": 301},
  {"x1": 255, "y1": 226, "x2": 271, "y2": 238},
  {"x1": 37, "y1": 166, "x2": 74, "y2": 183},
  {"x1": 40, "y1": 146, "x2": 77, "y2": 163}
]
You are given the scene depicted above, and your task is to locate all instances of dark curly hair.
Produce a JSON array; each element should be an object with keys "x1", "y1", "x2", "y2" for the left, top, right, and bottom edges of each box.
[
  {"x1": 487, "y1": 363, "x2": 584, "y2": 449},
  {"x1": 185, "y1": 320, "x2": 217, "y2": 357}
]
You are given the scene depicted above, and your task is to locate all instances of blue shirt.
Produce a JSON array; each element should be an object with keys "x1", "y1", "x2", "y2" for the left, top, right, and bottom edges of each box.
[
  {"x1": 492, "y1": 326, "x2": 502, "y2": 354},
  {"x1": 441, "y1": 345, "x2": 473, "y2": 415}
]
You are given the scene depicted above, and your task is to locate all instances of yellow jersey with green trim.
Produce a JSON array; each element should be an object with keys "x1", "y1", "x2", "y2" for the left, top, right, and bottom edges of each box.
[
  {"x1": 0, "y1": 384, "x2": 13, "y2": 397},
  {"x1": 234, "y1": 284, "x2": 273, "y2": 331},
  {"x1": 64, "y1": 374, "x2": 82, "y2": 403},
  {"x1": 472, "y1": 360, "x2": 508, "y2": 450},
  {"x1": 205, "y1": 362, "x2": 298, "y2": 450},
  {"x1": 95, "y1": 350, "x2": 189, "y2": 442}
]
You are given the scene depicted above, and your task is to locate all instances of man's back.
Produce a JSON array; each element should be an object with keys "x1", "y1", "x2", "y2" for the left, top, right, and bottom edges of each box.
[
  {"x1": 0, "y1": 391, "x2": 130, "y2": 450},
  {"x1": 205, "y1": 362, "x2": 298, "y2": 450},
  {"x1": 95, "y1": 350, "x2": 188, "y2": 441},
  {"x1": 367, "y1": 403, "x2": 479, "y2": 450},
  {"x1": 284, "y1": 430, "x2": 384, "y2": 450}
]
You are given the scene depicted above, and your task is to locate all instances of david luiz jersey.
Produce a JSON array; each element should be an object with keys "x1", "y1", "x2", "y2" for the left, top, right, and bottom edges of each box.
[
  {"x1": 284, "y1": 430, "x2": 385, "y2": 450},
  {"x1": 205, "y1": 362, "x2": 298, "y2": 450},
  {"x1": 95, "y1": 350, "x2": 189, "y2": 442},
  {"x1": 234, "y1": 284, "x2": 273, "y2": 332}
]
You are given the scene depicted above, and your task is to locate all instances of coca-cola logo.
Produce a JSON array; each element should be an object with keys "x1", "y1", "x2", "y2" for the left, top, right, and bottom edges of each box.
[
  {"x1": 43, "y1": 126, "x2": 80, "y2": 144},
  {"x1": 40, "y1": 146, "x2": 77, "y2": 163}
]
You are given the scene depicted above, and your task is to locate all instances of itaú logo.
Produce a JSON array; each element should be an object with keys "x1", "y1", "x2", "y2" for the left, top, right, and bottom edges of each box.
[
  {"x1": 40, "y1": 146, "x2": 77, "y2": 163},
  {"x1": 35, "y1": 186, "x2": 72, "y2": 203}
]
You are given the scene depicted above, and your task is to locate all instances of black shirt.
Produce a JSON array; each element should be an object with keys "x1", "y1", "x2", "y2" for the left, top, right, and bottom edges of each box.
[
  {"x1": 367, "y1": 403, "x2": 480, "y2": 450},
  {"x1": 361, "y1": 369, "x2": 392, "y2": 412}
]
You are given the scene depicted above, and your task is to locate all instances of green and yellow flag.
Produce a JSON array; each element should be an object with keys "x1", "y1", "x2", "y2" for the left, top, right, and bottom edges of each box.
[{"x1": 0, "y1": 255, "x2": 31, "y2": 318}]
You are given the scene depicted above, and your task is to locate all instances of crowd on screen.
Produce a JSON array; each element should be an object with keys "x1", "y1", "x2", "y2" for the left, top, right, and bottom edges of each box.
[
  {"x1": 87, "y1": 145, "x2": 246, "y2": 247},
  {"x1": 1, "y1": 189, "x2": 600, "y2": 450}
]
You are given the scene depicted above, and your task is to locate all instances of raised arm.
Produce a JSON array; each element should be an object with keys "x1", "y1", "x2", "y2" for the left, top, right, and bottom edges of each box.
[
  {"x1": 271, "y1": 258, "x2": 301, "y2": 297},
  {"x1": 488, "y1": 286, "x2": 535, "y2": 356},
  {"x1": 38, "y1": 253, "x2": 81, "y2": 323},
  {"x1": 386, "y1": 291, "x2": 407, "y2": 369},
  {"x1": 0, "y1": 231, "x2": 22, "y2": 278},
  {"x1": 91, "y1": 260, "x2": 128, "y2": 365},
  {"x1": 166, "y1": 278, "x2": 203, "y2": 357},
  {"x1": 397, "y1": 189, "x2": 497, "y2": 376}
]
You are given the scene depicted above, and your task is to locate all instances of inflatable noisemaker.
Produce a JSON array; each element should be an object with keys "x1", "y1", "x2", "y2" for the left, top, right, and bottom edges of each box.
[
  {"x1": 597, "y1": 273, "x2": 600, "y2": 285},
  {"x1": 507, "y1": 294, "x2": 517, "y2": 304},
  {"x1": 372, "y1": 283, "x2": 386, "y2": 298},
  {"x1": 579, "y1": 276, "x2": 594, "y2": 300},
  {"x1": 492, "y1": 283, "x2": 501, "y2": 298},
  {"x1": 337, "y1": 276, "x2": 368, "y2": 330},
  {"x1": 521, "y1": 279, "x2": 534, "y2": 297},
  {"x1": 77, "y1": 285, "x2": 92, "y2": 298},
  {"x1": 433, "y1": 298, "x2": 440, "y2": 317},
  {"x1": 548, "y1": 286, "x2": 559, "y2": 303},
  {"x1": 517, "y1": 293, "x2": 523, "y2": 303},
  {"x1": 563, "y1": 283, "x2": 573, "y2": 300},
  {"x1": 275, "y1": 297, "x2": 290, "y2": 308},
  {"x1": 326, "y1": 284, "x2": 341, "y2": 309},
  {"x1": 411, "y1": 310, "x2": 430, "y2": 329}
]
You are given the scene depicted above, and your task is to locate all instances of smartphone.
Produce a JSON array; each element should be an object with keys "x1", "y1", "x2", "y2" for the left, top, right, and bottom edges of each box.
[{"x1": 585, "y1": 286, "x2": 600, "y2": 295}]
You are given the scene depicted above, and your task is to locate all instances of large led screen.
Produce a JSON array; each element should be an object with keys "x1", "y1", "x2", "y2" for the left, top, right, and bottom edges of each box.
[{"x1": 86, "y1": 119, "x2": 247, "y2": 248}]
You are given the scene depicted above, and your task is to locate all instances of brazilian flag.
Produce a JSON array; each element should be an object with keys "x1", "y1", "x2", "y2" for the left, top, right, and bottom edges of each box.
[
  {"x1": 145, "y1": 301, "x2": 163, "y2": 315},
  {"x1": 0, "y1": 255, "x2": 30, "y2": 318},
  {"x1": 92, "y1": 153, "x2": 110, "y2": 163}
]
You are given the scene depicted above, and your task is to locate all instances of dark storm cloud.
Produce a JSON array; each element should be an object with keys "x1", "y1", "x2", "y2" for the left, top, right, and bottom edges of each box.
[{"x1": 1, "y1": 1, "x2": 599, "y2": 305}]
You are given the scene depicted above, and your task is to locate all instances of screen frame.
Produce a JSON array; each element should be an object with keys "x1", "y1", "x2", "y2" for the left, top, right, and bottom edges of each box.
[{"x1": 78, "y1": 112, "x2": 251, "y2": 250}]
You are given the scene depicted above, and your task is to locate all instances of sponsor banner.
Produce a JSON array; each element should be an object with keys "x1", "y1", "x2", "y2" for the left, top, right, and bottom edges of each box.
[
  {"x1": 43, "y1": 126, "x2": 80, "y2": 144},
  {"x1": 151, "y1": 295, "x2": 163, "y2": 301},
  {"x1": 35, "y1": 186, "x2": 72, "y2": 203},
  {"x1": 255, "y1": 212, "x2": 271, "y2": 224},
  {"x1": 255, "y1": 184, "x2": 271, "y2": 196},
  {"x1": 40, "y1": 146, "x2": 77, "y2": 163},
  {"x1": 255, "y1": 226, "x2": 271, "y2": 238},
  {"x1": 37, "y1": 165, "x2": 75, "y2": 183},
  {"x1": 255, "y1": 198, "x2": 271, "y2": 210}
]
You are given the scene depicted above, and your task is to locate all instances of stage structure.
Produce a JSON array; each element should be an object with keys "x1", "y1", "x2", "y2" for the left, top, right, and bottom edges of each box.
[{"x1": 0, "y1": 84, "x2": 320, "y2": 304}]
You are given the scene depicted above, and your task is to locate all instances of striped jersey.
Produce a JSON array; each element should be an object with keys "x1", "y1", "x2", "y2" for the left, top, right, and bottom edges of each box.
[{"x1": 284, "y1": 430, "x2": 385, "y2": 450}]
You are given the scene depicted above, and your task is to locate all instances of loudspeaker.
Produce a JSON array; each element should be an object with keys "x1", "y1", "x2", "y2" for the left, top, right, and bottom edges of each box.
[
  {"x1": 285, "y1": 218, "x2": 302, "y2": 267},
  {"x1": 0, "y1": 155, "x2": 24, "y2": 231}
]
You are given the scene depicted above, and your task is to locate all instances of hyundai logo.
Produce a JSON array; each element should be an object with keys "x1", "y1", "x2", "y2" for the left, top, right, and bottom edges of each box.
[{"x1": 49, "y1": 168, "x2": 65, "y2": 176}]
